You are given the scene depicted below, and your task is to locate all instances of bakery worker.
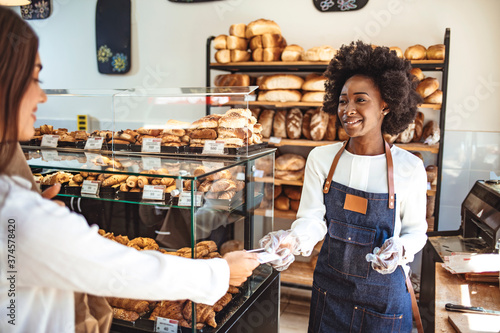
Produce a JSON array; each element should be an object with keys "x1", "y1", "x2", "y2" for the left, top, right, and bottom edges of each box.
[
  {"x1": 0, "y1": 6, "x2": 259, "y2": 333},
  {"x1": 260, "y1": 41, "x2": 428, "y2": 332}
]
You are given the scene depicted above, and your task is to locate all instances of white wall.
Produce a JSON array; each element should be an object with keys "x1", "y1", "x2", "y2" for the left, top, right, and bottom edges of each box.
[{"x1": 25, "y1": 0, "x2": 500, "y2": 230}]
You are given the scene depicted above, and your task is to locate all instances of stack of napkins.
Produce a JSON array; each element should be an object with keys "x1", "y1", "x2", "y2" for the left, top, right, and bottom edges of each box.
[{"x1": 442, "y1": 252, "x2": 500, "y2": 274}]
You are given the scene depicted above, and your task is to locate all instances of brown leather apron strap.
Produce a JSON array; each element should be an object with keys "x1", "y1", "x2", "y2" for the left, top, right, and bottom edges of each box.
[
  {"x1": 406, "y1": 275, "x2": 424, "y2": 333},
  {"x1": 323, "y1": 141, "x2": 348, "y2": 193},
  {"x1": 323, "y1": 140, "x2": 395, "y2": 210}
]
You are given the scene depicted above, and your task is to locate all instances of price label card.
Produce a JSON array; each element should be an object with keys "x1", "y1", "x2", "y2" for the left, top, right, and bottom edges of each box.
[
  {"x1": 81, "y1": 180, "x2": 101, "y2": 196},
  {"x1": 84, "y1": 137, "x2": 104, "y2": 150},
  {"x1": 142, "y1": 157, "x2": 162, "y2": 170},
  {"x1": 142, "y1": 138, "x2": 161, "y2": 153},
  {"x1": 178, "y1": 191, "x2": 203, "y2": 207},
  {"x1": 236, "y1": 172, "x2": 245, "y2": 181},
  {"x1": 41, "y1": 149, "x2": 60, "y2": 161},
  {"x1": 265, "y1": 209, "x2": 273, "y2": 217},
  {"x1": 142, "y1": 185, "x2": 165, "y2": 201},
  {"x1": 155, "y1": 317, "x2": 178, "y2": 333},
  {"x1": 202, "y1": 140, "x2": 225, "y2": 155},
  {"x1": 41, "y1": 134, "x2": 59, "y2": 147},
  {"x1": 269, "y1": 136, "x2": 282, "y2": 144},
  {"x1": 427, "y1": 182, "x2": 431, "y2": 190},
  {"x1": 253, "y1": 169, "x2": 264, "y2": 178},
  {"x1": 34, "y1": 179, "x2": 41, "y2": 192},
  {"x1": 84, "y1": 153, "x2": 107, "y2": 167}
]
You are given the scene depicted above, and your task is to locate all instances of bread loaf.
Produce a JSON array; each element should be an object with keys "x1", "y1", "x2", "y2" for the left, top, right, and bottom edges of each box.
[
  {"x1": 426, "y1": 44, "x2": 445, "y2": 60},
  {"x1": 220, "y1": 240, "x2": 243, "y2": 256},
  {"x1": 303, "y1": 46, "x2": 336, "y2": 61},
  {"x1": 290, "y1": 199, "x2": 300, "y2": 212},
  {"x1": 249, "y1": 36, "x2": 262, "y2": 51},
  {"x1": 229, "y1": 23, "x2": 246, "y2": 38},
  {"x1": 337, "y1": 127, "x2": 349, "y2": 141},
  {"x1": 214, "y1": 74, "x2": 250, "y2": 87},
  {"x1": 246, "y1": 19, "x2": 281, "y2": 39},
  {"x1": 272, "y1": 110, "x2": 287, "y2": 138},
  {"x1": 412, "y1": 151, "x2": 424, "y2": 162},
  {"x1": 215, "y1": 50, "x2": 230, "y2": 63},
  {"x1": 422, "y1": 121, "x2": 440, "y2": 145},
  {"x1": 426, "y1": 195, "x2": 435, "y2": 218},
  {"x1": 302, "y1": 108, "x2": 315, "y2": 140},
  {"x1": 275, "y1": 153, "x2": 306, "y2": 171},
  {"x1": 213, "y1": 35, "x2": 227, "y2": 50},
  {"x1": 424, "y1": 89, "x2": 442, "y2": 104},
  {"x1": 262, "y1": 34, "x2": 286, "y2": 48},
  {"x1": 413, "y1": 111, "x2": 425, "y2": 142},
  {"x1": 259, "y1": 74, "x2": 304, "y2": 90},
  {"x1": 302, "y1": 74, "x2": 326, "y2": 91},
  {"x1": 231, "y1": 50, "x2": 251, "y2": 62},
  {"x1": 275, "y1": 169, "x2": 304, "y2": 181},
  {"x1": 301, "y1": 91, "x2": 325, "y2": 102},
  {"x1": 283, "y1": 186, "x2": 301, "y2": 200},
  {"x1": 426, "y1": 165, "x2": 438, "y2": 185},
  {"x1": 416, "y1": 77, "x2": 439, "y2": 98},
  {"x1": 258, "y1": 89, "x2": 302, "y2": 102},
  {"x1": 286, "y1": 108, "x2": 303, "y2": 139},
  {"x1": 227, "y1": 36, "x2": 248, "y2": 50},
  {"x1": 281, "y1": 44, "x2": 303, "y2": 62},
  {"x1": 310, "y1": 108, "x2": 329, "y2": 141},
  {"x1": 389, "y1": 46, "x2": 403, "y2": 58},
  {"x1": 404, "y1": 44, "x2": 427, "y2": 60},
  {"x1": 324, "y1": 114, "x2": 337, "y2": 141},
  {"x1": 410, "y1": 68, "x2": 424, "y2": 81},
  {"x1": 263, "y1": 47, "x2": 283, "y2": 62},
  {"x1": 274, "y1": 185, "x2": 282, "y2": 199},
  {"x1": 250, "y1": 108, "x2": 261, "y2": 120},
  {"x1": 383, "y1": 133, "x2": 398, "y2": 144},
  {"x1": 275, "y1": 194, "x2": 290, "y2": 211},
  {"x1": 397, "y1": 121, "x2": 415, "y2": 143},
  {"x1": 191, "y1": 115, "x2": 221, "y2": 129},
  {"x1": 252, "y1": 48, "x2": 263, "y2": 61},
  {"x1": 258, "y1": 109, "x2": 275, "y2": 138}
]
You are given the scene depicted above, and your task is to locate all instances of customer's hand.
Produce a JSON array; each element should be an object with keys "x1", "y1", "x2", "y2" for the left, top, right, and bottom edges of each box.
[
  {"x1": 41, "y1": 183, "x2": 65, "y2": 207},
  {"x1": 223, "y1": 251, "x2": 260, "y2": 286},
  {"x1": 259, "y1": 229, "x2": 301, "y2": 271}
]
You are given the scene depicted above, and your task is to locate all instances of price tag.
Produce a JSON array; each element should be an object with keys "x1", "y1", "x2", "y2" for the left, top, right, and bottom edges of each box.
[
  {"x1": 427, "y1": 182, "x2": 431, "y2": 190},
  {"x1": 269, "y1": 136, "x2": 282, "y2": 144},
  {"x1": 142, "y1": 185, "x2": 165, "y2": 201},
  {"x1": 202, "y1": 140, "x2": 225, "y2": 155},
  {"x1": 142, "y1": 138, "x2": 161, "y2": 153},
  {"x1": 41, "y1": 149, "x2": 60, "y2": 161},
  {"x1": 81, "y1": 180, "x2": 101, "y2": 196},
  {"x1": 84, "y1": 137, "x2": 104, "y2": 150},
  {"x1": 265, "y1": 209, "x2": 273, "y2": 217},
  {"x1": 178, "y1": 191, "x2": 203, "y2": 207},
  {"x1": 84, "y1": 152, "x2": 107, "y2": 166},
  {"x1": 253, "y1": 169, "x2": 264, "y2": 178},
  {"x1": 41, "y1": 134, "x2": 59, "y2": 147},
  {"x1": 142, "y1": 157, "x2": 162, "y2": 170},
  {"x1": 155, "y1": 317, "x2": 178, "y2": 333},
  {"x1": 34, "y1": 178, "x2": 41, "y2": 192},
  {"x1": 236, "y1": 172, "x2": 245, "y2": 181}
]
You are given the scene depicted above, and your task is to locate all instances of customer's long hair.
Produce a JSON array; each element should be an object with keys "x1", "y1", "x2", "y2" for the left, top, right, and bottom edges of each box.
[{"x1": 0, "y1": 6, "x2": 39, "y2": 173}]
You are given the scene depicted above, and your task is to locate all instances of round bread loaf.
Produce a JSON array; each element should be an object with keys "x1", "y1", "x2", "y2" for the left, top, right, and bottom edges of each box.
[
  {"x1": 423, "y1": 89, "x2": 442, "y2": 104},
  {"x1": 426, "y1": 165, "x2": 438, "y2": 185},
  {"x1": 272, "y1": 110, "x2": 287, "y2": 138},
  {"x1": 275, "y1": 169, "x2": 304, "y2": 181},
  {"x1": 275, "y1": 194, "x2": 290, "y2": 211},
  {"x1": 258, "y1": 109, "x2": 275, "y2": 138},
  {"x1": 310, "y1": 108, "x2": 329, "y2": 141},
  {"x1": 218, "y1": 113, "x2": 248, "y2": 129},
  {"x1": 191, "y1": 115, "x2": 221, "y2": 129},
  {"x1": 389, "y1": 46, "x2": 403, "y2": 58},
  {"x1": 426, "y1": 44, "x2": 445, "y2": 60},
  {"x1": 397, "y1": 122, "x2": 416, "y2": 143},
  {"x1": 413, "y1": 111, "x2": 425, "y2": 142},
  {"x1": 275, "y1": 153, "x2": 306, "y2": 171},
  {"x1": 302, "y1": 108, "x2": 315, "y2": 140},
  {"x1": 290, "y1": 199, "x2": 300, "y2": 212},
  {"x1": 281, "y1": 44, "x2": 304, "y2": 62},
  {"x1": 410, "y1": 68, "x2": 424, "y2": 81},
  {"x1": 404, "y1": 44, "x2": 427, "y2": 60},
  {"x1": 283, "y1": 186, "x2": 301, "y2": 200},
  {"x1": 422, "y1": 121, "x2": 440, "y2": 145},
  {"x1": 274, "y1": 185, "x2": 282, "y2": 199},
  {"x1": 416, "y1": 77, "x2": 439, "y2": 98},
  {"x1": 286, "y1": 108, "x2": 303, "y2": 139}
]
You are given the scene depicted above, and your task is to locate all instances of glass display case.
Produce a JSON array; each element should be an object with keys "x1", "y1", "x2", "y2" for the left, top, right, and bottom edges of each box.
[{"x1": 23, "y1": 87, "x2": 279, "y2": 333}]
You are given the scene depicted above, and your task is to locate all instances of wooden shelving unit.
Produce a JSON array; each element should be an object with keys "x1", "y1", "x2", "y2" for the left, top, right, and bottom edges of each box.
[{"x1": 219, "y1": 100, "x2": 442, "y2": 110}]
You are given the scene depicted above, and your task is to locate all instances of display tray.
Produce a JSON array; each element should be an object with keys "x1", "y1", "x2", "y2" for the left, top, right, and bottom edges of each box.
[
  {"x1": 111, "y1": 286, "x2": 244, "y2": 333},
  {"x1": 185, "y1": 142, "x2": 268, "y2": 155}
]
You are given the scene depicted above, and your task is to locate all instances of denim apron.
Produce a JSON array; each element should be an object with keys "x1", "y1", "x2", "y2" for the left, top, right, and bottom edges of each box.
[{"x1": 308, "y1": 141, "x2": 412, "y2": 333}]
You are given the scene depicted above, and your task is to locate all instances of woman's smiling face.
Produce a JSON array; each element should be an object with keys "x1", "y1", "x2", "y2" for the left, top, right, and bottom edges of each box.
[{"x1": 337, "y1": 74, "x2": 387, "y2": 140}]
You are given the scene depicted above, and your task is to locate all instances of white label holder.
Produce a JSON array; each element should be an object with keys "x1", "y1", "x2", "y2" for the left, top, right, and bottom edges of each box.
[
  {"x1": 84, "y1": 137, "x2": 104, "y2": 150},
  {"x1": 142, "y1": 185, "x2": 166, "y2": 201},
  {"x1": 202, "y1": 140, "x2": 225, "y2": 155},
  {"x1": 41, "y1": 134, "x2": 59, "y2": 147},
  {"x1": 155, "y1": 317, "x2": 178, "y2": 333}
]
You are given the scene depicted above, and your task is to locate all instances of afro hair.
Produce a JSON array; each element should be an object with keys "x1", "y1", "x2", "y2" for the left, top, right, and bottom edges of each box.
[{"x1": 323, "y1": 41, "x2": 423, "y2": 135}]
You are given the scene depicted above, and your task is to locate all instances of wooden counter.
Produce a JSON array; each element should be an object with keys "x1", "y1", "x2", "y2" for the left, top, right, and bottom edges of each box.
[{"x1": 435, "y1": 263, "x2": 500, "y2": 332}]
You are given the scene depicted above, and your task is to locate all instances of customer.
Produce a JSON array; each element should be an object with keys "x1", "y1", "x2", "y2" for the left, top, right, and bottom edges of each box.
[
  {"x1": 260, "y1": 41, "x2": 428, "y2": 332},
  {"x1": 0, "y1": 6, "x2": 259, "y2": 333}
]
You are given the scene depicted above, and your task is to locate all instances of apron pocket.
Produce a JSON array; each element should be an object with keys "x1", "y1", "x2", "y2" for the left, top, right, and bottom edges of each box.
[
  {"x1": 308, "y1": 284, "x2": 326, "y2": 333},
  {"x1": 350, "y1": 305, "x2": 403, "y2": 333},
  {"x1": 328, "y1": 220, "x2": 375, "y2": 278}
]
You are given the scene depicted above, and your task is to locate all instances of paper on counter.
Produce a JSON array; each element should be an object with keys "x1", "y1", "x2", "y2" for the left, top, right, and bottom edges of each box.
[{"x1": 442, "y1": 253, "x2": 500, "y2": 274}]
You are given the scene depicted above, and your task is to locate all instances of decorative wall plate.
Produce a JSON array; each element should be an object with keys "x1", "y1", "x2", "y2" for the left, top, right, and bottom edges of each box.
[
  {"x1": 313, "y1": 0, "x2": 369, "y2": 12},
  {"x1": 95, "y1": 0, "x2": 131, "y2": 74}
]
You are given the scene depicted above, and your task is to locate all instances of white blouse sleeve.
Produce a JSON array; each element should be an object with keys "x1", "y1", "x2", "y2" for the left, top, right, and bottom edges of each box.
[
  {"x1": 291, "y1": 147, "x2": 329, "y2": 256},
  {"x1": 398, "y1": 159, "x2": 428, "y2": 264},
  {"x1": 6, "y1": 187, "x2": 229, "y2": 306}
]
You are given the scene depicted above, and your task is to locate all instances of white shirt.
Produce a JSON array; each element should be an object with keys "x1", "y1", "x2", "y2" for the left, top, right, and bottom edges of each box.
[
  {"x1": 0, "y1": 175, "x2": 230, "y2": 333},
  {"x1": 292, "y1": 143, "x2": 428, "y2": 268}
]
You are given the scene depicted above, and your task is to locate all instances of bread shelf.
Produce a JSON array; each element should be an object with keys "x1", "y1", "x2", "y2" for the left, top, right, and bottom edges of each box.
[
  {"x1": 220, "y1": 100, "x2": 441, "y2": 110},
  {"x1": 280, "y1": 261, "x2": 314, "y2": 287},
  {"x1": 262, "y1": 138, "x2": 440, "y2": 153}
]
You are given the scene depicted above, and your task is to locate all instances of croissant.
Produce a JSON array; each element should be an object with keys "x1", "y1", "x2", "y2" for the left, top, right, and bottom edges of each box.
[
  {"x1": 126, "y1": 176, "x2": 138, "y2": 188},
  {"x1": 160, "y1": 177, "x2": 175, "y2": 187},
  {"x1": 127, "y1": 237, "x2": 159, "y2": 251},
  {"x1": 137, "y1": 176, "x2": 149, "y2": 188},
  {"x1": 210, "y1": 179, "x2": 236, "y2": 192},
  {"x1": 119, "y1": 183, "x2": 129, "y2": 192},
  {"x1": 213, "y1": 293, "x2": 232, "y2": 312},
  {"x1": 106, "y1": 297, "x2": 150, "y2": 314},
  {"x1": 112, "y1": 307, "x2": 139, "y2": 321},
  {"x1": 182, "y1": 301, "x2": 217, "y2": 328},
  {"x1": 197, "y1": 240, "x2": 218, "y2": 253},
  {"x1": 149, "y1": 300, "x2": 185, "y2": 321}
]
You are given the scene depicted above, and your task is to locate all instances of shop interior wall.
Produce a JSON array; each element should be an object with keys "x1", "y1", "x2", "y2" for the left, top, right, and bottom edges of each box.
[{"x1": 25, "y1": 0, "x2": 500, "y2": 233}]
